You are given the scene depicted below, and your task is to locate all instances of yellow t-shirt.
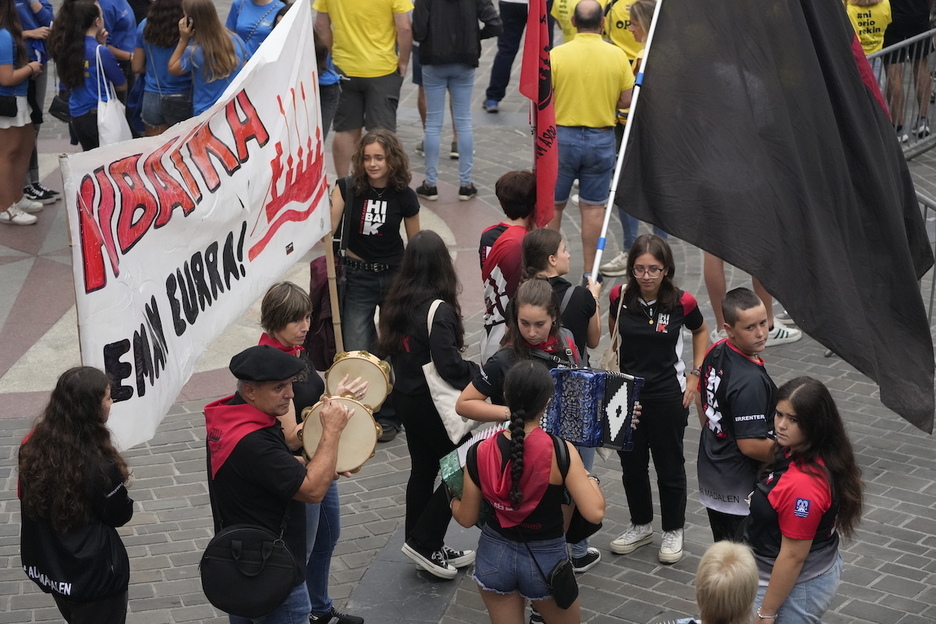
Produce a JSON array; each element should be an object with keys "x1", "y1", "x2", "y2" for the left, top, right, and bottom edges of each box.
[
  {"x1": 603, "y1": 0, "x2": 641, "y2": 62},
  {"x1": 313, "y1": 0, "x2": 414, "y2": 77},
  {"x1": 846, "y1": 1, "x2": 892, "y2": 55},
  {"x1": 551, "y1": 33, "x2": 635, "y2": 127},
  {"x1": 550, "y1": 0, "x2": 608, "y2": 43}
]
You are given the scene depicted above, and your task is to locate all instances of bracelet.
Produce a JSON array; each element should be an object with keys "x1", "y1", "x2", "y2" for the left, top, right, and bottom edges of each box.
[
  {"x1": 689, "y1": 367, "x2": 701, "y2": 377},
  {"x1": 586, "y1": 473, "x2": 600, "y2": 484},
  {"x1": 504, "y1": 406, "x2": 510, "y2": 421},
  {"x1": 756, "y1": 608, "x2": 777, "y2": 620}
]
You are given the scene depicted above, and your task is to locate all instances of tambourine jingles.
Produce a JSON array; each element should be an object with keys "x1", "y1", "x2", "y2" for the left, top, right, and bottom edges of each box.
[
  {"x1": 298, "y1": 396, "x2": 382, "y2": 473},
  {"x1": 325, "y1": 350, "x2": 392, "y2": 411}
]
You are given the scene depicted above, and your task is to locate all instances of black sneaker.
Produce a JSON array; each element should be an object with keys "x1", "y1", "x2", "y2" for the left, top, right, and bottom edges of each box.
[
  {"x1": 402, "y1": 540, "x2": 457, "y2": 579},
  {"x1": 571, "y1": 547, "x2": 601, "y2": 573},
  {"x1": 449, "y1": 141, "x2": 459, "y2": 159},
  {"x1": 309, "y1": 607, "x2": 364, "y2": 624},
  {"x1": 529, "y1": 606, "x2": 545, "y2": 624},
  {"x1": 458, "y1": 184, "x2": 477, "y2": 201},
  {"x1": 441, "y1": 545, "x2": 475, "y2": 568},
  {"x1": 377, "y1": 425, "x2": 398, "y2": 442},
  {"x1": 23, "y1": 184, "x2": 56, "y2": 205},
  {"x1": 415, "y1": 182, "x2": 438, "y2": 201},
  {"x1": 32, "y1": 182, "x2": 60, "y2": 198}
]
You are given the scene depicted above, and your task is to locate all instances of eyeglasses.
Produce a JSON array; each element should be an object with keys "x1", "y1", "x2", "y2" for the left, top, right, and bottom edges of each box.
[{"x1": 632, "y1": 266, "x2": 664, "y2": 278}]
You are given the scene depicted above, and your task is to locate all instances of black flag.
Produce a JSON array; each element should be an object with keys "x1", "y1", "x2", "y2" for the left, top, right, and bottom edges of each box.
[{"x1": 621, "y1": 0, "x2": 935, "y2": 431}]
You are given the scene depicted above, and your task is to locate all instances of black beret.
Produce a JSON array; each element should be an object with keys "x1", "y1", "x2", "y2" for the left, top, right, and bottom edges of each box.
[{"x1": 229, "y1": 345, "x2": 305, "y2": 382}]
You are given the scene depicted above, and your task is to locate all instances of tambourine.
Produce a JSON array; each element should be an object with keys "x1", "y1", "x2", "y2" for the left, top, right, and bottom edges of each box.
[
  {"x1": 299, "y1": 396, "x2": 381, "y2": 473},
  {"x1": 325, "y1": 350, "x2": 392, "y2": 411}
]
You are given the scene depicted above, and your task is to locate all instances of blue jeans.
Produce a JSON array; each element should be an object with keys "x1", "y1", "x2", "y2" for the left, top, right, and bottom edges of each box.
[
  {"x1": 569, "y1": 445, "x2": 595, "y2": 558},
  {"x1": 554, "y1": 126, "x2": 616, "y2": 205},
  {"x1": 340, "y1": 264, "x2": 401, "y2": 430},
  {"x1": 755, "y1": 554, "x2": 843, "y2": 623},
  {"x1": 305, "y1": 481, "x2": 340, "y2": 616},
  {"x1": 228, "y1": 582, "x2": 310, "y2": 624},
  {"x1": 619, "y1": 208, "x2": 668, "y2": 250},
  {"x1": 422, "y1": 64, "x2": 475, "y2": 186},
  {"x1": 472, "y1": 525, "x2": 568, "y2": 601}
]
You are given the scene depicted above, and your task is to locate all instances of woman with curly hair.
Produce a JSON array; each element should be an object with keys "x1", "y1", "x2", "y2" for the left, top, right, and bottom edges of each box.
[
  {"x1": 743, "y1": 377, "x2": 864, "y2": 623},
  {"x1": 453, "y1": 361, "x2": 604, "y2": 624},
  {"x1": 329, "y1": 128, "x2": 419, "y2": 440},
  {"x1": 131, "y1": 0, "x2": 193, "y2": 135},
  {"x1": 376, "y1": 230, "x2": 480, "y2": 579},
  {"x1": 168, "y1": 0, "x2": 247, "y2": 116},
  {"x1": 48, "y1": 0, "x2": 126, "y2": 150},
  {"x1": 0, "y1": 0, "x2": 43, "y2": 225},
  {"x1": 18, "y1": 367, "x2": 134, "y2": 624}
]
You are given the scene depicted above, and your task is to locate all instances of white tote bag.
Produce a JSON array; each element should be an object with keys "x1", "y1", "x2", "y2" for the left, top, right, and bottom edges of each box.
[
  {"x1": 95, "y1": 46, "x2": 133, "y2": 146},
  {"x1": 422, "y1": 299, "x2": 481, "y2": 444}
]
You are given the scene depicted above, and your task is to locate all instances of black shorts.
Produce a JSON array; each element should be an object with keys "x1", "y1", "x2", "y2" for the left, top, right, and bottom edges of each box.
[
  {"x1": 881, "y1": 17, "x2": 934, "y2": 64},
  {"x1": 332, "y1": 71, "x2": 403, "y2": 133}
]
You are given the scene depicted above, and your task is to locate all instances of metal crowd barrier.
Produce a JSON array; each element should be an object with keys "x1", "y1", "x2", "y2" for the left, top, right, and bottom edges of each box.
[
  {"x1": 868, "y1": 28, "x2": 936, "y2": 160},
  {"x1": 915, "y1": 191, "x2": 936, "y2": 324}
]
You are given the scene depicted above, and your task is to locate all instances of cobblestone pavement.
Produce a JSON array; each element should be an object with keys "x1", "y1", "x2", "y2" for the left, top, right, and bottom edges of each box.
[{"x1": 2, "y1": 15, "x2": 936, "y2": 624}]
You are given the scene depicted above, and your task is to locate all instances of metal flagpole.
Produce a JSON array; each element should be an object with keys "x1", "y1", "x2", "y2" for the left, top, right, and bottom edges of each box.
[{"x1": 590, "y1": 0, "x2": 666, "y2": 278}]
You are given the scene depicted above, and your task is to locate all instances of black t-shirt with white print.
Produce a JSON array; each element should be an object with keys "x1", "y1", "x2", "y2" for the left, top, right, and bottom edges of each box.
[
  {"x1": 338, "y1": 177, "x2": 419, "y2": 266},
  {"x1": 697, "y1": 339, "x2": 777, "y2": 516}
]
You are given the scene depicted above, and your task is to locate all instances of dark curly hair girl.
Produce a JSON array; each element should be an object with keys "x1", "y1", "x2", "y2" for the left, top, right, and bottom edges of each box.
[
  {"x1": 142, "y1": 0, "x2": 184, "y2": 48},
  {"x1": 18, "y1": 367, "x2": 130, "y2": 532},
  {"x1": 350, "y1": 129, "x2": 412, "y2": 195}
]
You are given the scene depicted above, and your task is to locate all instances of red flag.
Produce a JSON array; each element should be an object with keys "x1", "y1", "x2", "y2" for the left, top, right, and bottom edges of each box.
[{"x1": 519, "y1": 0, "x2": 557, "y2": 228}]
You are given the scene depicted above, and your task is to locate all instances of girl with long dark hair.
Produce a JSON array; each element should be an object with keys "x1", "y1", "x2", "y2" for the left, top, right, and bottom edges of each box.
[
  {"x1": 168, "y1": 0, "x2": 247, "y2": 116},
  {"x1": 744, "y1": 377, "x2": 863, "y2": 623},
  {"x1": 607, "y1": 234, "x2": 708, "y2": 565},
  {"x1": 49, "y1": 0, "x2": 126, "y2": 150},
  {"x1": 0, "y1": 0, "x2": 43, "y2": 225},
  {"x1": 18, "y1": 367, "x2": 133, "y2": 623},
  {"x1": 256, "y1": 281, "x2": 366, "y2": 624},
  {"x1": 453, "y1": 361, "x2": 604, "y2": 624},
  {"x1": 330, "y1": 128, "x2": 420, "y2": 440},
  {"x1": 457, "y1": 278, "x2": 579, "y2": 421},
  {"x1": 131, "y1": 0, "x2": 192, "y2": 135},
  {"x1": 376, "y1": 229, "x2": 480, "y2": 579},
  {"x1": 522, "y1": 228, "x2": 601, "y2": 361}
]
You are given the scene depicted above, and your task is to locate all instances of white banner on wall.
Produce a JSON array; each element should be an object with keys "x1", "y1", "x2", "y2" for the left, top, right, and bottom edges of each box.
[{"x1": 63, "y1": 0, "x2": 328, "y2": 450}]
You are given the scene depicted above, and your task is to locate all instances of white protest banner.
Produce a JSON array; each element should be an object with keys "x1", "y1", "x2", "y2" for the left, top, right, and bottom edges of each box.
[{"x1": 62, "y1": 0, "x2": 328, "y2": 450}]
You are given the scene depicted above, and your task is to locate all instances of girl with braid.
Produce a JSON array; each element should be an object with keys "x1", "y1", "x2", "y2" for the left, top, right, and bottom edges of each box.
[{"x1": 453, "y1": 361, "x2": 604, "y2": 624}]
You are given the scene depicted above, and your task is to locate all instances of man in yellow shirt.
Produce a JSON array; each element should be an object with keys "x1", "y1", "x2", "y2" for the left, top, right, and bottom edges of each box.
[
  {"x1": 548, "y1": 0, "x2": 634, "y2": 280},
  {"x1": 314, "y1": 0, "x2": 414, "y2": 177}
]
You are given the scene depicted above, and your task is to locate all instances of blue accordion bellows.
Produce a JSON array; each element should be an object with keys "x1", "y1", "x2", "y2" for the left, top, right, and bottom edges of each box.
[{"x1": 540, "y1": 368, "x2": 644, "y2": 450}]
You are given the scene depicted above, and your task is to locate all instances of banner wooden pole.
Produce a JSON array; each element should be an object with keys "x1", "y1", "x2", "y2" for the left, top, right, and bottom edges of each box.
[{"x1": 323, "y1": 232, "x2": 343, "y2": 354}]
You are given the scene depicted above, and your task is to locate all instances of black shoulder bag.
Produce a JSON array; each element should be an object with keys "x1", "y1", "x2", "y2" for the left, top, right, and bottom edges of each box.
[{"x1": 199, "y1": 451, "x2": 303, "y2": 618}]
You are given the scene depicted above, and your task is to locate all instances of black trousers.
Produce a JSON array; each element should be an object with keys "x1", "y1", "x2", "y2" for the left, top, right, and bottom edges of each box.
[
  {"x1": 618, "y1": 393, "x2": 688, "y2": 531},
  {"x1": 396, "y1": 389, "x2": 457, "y2": 553},
  {"x1": 53, "y1": 590, "x2": 127, "y2": 624},
  {"x1": 706, "y1": 508, "x2": 747, "y2": 542}
]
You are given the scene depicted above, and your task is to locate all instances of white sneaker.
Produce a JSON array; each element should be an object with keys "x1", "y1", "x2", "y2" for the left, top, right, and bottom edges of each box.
[
  {"x1": 599, "y1": 251, "x2": 629, "y2": 277},
  {"x1": 659, "y1": 528, "x2": 684, "y2": 564},
  {"x1": 610, "y1": 522, "x2": 653, "y2": 554},
  {"x1": 570, "y1": 193, "x2": 580, "y2": 205},
  {"x1": 766, "y1": 319, "x2": 802, "y2": 346},
  {"x1": 0, "y1": 204, "x2": 38, "y2": 225},
  {"x1": 14, "y1": 195, "x2": 43, "y2": 214},
  {"x1": 710, "y1": 328, "x2": 727, "y2": 344}
]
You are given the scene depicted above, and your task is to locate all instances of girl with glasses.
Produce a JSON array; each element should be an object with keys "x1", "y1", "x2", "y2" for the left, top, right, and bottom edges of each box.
[{"x1": 607, "y1": 233, "x2": 708, "y2": 565}]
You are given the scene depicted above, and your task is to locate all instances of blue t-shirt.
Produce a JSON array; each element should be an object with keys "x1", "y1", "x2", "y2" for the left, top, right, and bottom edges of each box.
[
  {"x1": 320, "y1": 53, "x2": 339, "y2": 86},
  {"x1": 0, "y1": 28, "x2": 28, "y2": 97},
  {"x1": 179, "y1": 33, "x2": 248, "y2": 115},
  {"x1": 69, "y1": 38, "x2": 126, "y2": 116},
  {"x1": 99, "y1": 0, "x2": 136, "y2": 53},
  {"x1": 136, "y1": 20, "x2": 192, "y2": 95},
  {"x1": 225, "y1": 0, "x2": 283, "y2": 57},
  {"x1": 15, "y1": 0, "x2": 52, "y2": 63}
]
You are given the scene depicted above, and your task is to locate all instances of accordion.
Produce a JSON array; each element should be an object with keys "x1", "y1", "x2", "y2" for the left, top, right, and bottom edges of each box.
[{"x1": 540, "y1": 368, "x2": 644, "y2": 450}]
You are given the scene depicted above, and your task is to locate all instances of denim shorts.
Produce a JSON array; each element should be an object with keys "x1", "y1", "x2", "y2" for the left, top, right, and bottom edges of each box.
[
  {"x1": 472, "y1": 524, "x2": 569, "y2": 601},
  {"x1": 141, "y1": 90, "x2": 193, "y2": 128},
  {"x1": 755, "y1": 553, "x2": 843, "y2": 623},
  {"x1": 554, "y1": 125, "x2": 616, "y2": 205}
]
